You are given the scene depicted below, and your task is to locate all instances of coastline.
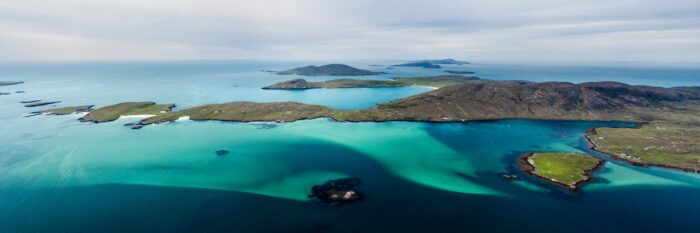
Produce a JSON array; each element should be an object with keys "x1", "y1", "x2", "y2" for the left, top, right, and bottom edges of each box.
[
  {"x1": 518, "y1": 153, "x2": 604, "y2": 192},
  {"x1": 585, "y1": 125, "x2": 700, "y2": 173}
]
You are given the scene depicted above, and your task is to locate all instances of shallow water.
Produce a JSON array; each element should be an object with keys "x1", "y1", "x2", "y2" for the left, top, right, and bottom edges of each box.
[{"x1": 1, "y1": 61, "x2": 700, "y2": 233}]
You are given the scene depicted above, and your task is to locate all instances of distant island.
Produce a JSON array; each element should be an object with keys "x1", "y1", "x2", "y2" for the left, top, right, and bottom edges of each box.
[
  {"x1": 519, "y1": 152, "x2": 603, "y2": 191},
  {"x1": 37, "y1": 78, "x2": 700, "y2": 173},
  {"x1": 444, "y1": 70, "x2": 475, "y2": 75},
  {"x1": 0, "y1": 81, "x2": 24, "y2": 86},
  {"x1": 262, "y1": 75, "x2": 480, "y2": 89},
  {"x1": 276, "y1": 64, "x2": 385, "y2": 76},
  {"x1": 392, "y1": 59, "x2": 470, "y2": 69}
]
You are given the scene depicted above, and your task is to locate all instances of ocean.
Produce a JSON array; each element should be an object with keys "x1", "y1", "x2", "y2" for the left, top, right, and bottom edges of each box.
[{"x1": 1, "y1": 60, "x2": 699, "y2": 232}]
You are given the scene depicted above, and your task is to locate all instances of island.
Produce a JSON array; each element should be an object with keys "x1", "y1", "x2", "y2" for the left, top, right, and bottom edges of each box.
[
  {"x1": 392, "y1": 61, "x2": 442, "y2": 69},
  {"x1": 36, "y1": 79, "x2": 700, "y2": 173},
  {"x1": 0, "y1": 81, "x2": 24, "y2": 86},
  {"x1": 309, "y1": 178, "x2": 362, "y2": 204},
  {"x1": 392, "y1": 59, "x2": 470, "y2": 69},
  {"x1": 262, "y1": 75, "x2": 480, "y2": 89},
  {"x1": 588, "y1": 122, "x2": 700, "y2": 173},
  {"x1": 80, "y1": 102, "x2": 175, "y2": 123},
  {"x1": 420, "y1": 59, "x2": 470, "y2": 65},
  {"x1": 276, "y1": 64, "x2": 384, "y2": 76},
  {"x1": 519, "y1": 153, "x2": 603, "y2": 191},
  {"x1": 35, "y1": 105, "x2": 94, "y2": 115}
]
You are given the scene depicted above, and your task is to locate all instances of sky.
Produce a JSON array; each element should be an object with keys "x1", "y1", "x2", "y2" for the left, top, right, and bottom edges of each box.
[{"x1": 1, "y1": 0, "x2": 700, "y2": 62}]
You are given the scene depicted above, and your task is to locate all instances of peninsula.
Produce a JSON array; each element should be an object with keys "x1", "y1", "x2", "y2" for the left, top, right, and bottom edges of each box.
[
  {"x1": 276, "y1": 64, "x2": 384, "y2": 76},
  {"x1": 519, "y1": 153, "x2": 603, "y2": 191},
  {"x1": 262, "y1": 75, "x2": 480, "y2": 89}
]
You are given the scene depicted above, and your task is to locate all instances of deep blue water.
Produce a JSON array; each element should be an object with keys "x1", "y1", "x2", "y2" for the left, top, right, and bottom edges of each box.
[{"x1": 1, "y1": 61, "x2": 699, "y2": 233}]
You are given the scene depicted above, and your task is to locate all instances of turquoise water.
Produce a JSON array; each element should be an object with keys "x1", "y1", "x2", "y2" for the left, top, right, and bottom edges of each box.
[{"x1": 1, "y1": 61, "x2": 700, "y2": 232}]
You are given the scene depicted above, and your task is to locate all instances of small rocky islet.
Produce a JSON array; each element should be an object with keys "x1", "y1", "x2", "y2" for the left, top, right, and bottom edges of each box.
[{"x1": 309, "y1": 178, "x2": 363, "y2": 204}]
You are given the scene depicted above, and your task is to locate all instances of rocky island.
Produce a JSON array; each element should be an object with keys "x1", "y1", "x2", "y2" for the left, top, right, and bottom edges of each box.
[
  {"x1": 276, "y1": 64, "x2": 384, "y2": 76},
  {"x1": 309, "y1": 178, "x2": 362, "y2": 204},
  {"x1": 262, "y1": 75, "x2": 480, "y2": 89},
  {"x1": 519, "y1": 152, "x2": 603, "y2": 191}
]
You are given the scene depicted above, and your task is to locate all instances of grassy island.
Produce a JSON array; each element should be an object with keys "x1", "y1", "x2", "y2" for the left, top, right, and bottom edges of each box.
[
  {"x1": 36, "y1": 105, "x2": 94, "y2": 115},
  {"x1": 589, "y1": 122, "x2": 700, "y2": 172},
  {"x1": 519, "y1": 153, "x2": 603, "y2": 191},
  {"x1": 81, "y1": 102, "x2": 175, "y2": 123}
]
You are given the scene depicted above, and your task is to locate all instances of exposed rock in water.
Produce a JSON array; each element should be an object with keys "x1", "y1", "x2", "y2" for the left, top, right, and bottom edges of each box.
[
  {"x1": 0, "y1": 92, "x2": 9, "y2": 95},
  {"x1": 277, "y1": 64, "x2": 385, "y2": 76},
  {"x1": 24, "y1": 101, "x2": 61, "y2": 108},
  {"x1": 309, "y1": 178, "x2": 362, "y2": 204},
  {"x1": 0, "y1": 81, "x2": 24, "y2": 86},
  {"x1": 215, "y1": 150, "x2": 230, "y2": 156},
  {"x1": 501, "y1": 173, "x2": 518, "y2": 180},
  {"x1": 20, "y1": 100, "x2": 41, "y2": 104}
]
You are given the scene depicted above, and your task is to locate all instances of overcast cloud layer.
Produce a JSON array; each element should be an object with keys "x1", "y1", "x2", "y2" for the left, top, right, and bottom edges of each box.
[{"x1": 1, "y1": 0, "x2": 700, "y2": 62}]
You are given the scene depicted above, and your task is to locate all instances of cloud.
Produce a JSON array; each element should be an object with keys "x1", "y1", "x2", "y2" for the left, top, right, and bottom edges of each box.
[{"x1": 0, "y1": 0, "x2": 699, "y2": 62}]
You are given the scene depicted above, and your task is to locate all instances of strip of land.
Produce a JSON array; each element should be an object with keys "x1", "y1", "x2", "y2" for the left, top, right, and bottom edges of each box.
[
  {"x1": 262, "y1": 75, "x2": 480, "y2": 89},
  {"x1": 519, "y1": 152, "x2": 603, "y2": 191}
]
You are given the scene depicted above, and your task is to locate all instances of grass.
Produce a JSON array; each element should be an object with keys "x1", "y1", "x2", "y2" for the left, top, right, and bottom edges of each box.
[
  {"x1": 37, "y1": 105, "x2": 94, "y2": 115},
  {"x1": 393, "y1": 75, "x2": 480, "y2": 88},
  {"x1": 81, "y1": 102, "x2": 175, "y2": 123},
  {"x1": 591, "y1": 122, "x2": 700, "y2": 172},
  {"x1": 526, "y1": 153, "x2": 602, "y2": 189}
]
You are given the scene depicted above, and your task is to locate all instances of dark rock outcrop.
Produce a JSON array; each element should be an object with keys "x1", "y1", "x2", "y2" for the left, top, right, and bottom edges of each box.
[
  {"x1": 309, "y1": 178, "x2": 362, "y2": 204},
  {"x1": 24, "y1": 101, "x2": 61, "y2": 108}
]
